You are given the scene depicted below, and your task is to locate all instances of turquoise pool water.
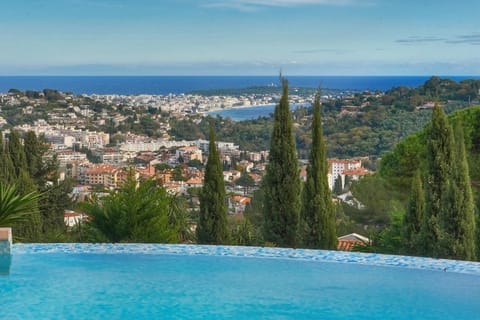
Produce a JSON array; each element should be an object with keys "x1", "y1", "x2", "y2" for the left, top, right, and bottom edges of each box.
[{"x1": 1, "y1": 244, "x2": 480, "y2": 319}]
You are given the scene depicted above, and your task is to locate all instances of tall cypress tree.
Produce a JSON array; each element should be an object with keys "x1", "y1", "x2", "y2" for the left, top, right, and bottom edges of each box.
[
  {"x1": 8, "y1": 130, "x2": 28, "y2": 178},
  {"x1": 440, "y1": 122, "x2": 476, "y2": 260},
  {"x1": 403, "y1": 170, "x2": 424, "y2": 255},
  {"x1": 421, "y1": 105, "x2": 455, "y2": 257},
  {"x1": 262, "y1": 78, "x2": 301, "y2": 247},
  {"x1": 23, "y1": 131, "x2": 43, "y2": 183},
  {"x1": 197, "y1": 123, "x2": 229, "y2": 244},
  {"x1": 333, "y1": 175, "x2": 343, "y2": 196},
  {"x1": 301, "y1": 94, "x2": 336, "y2": 249},
  {"x1": 0, "y1": 132, "x2": 15, "y2": 184}
]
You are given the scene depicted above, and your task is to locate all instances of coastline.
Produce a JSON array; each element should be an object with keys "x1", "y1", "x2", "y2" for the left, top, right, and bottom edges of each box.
[{"x1": 203, "y1": 103, "x2": 275, "y2": 114}]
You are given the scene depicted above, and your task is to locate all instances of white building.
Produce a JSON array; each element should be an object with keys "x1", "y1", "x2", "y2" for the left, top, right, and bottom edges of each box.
[{"x1": 327, "y1": 159, "x2": 362, "y2": 190}]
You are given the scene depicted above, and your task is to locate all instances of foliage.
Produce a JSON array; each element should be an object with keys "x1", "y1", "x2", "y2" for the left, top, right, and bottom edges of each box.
[
  {"x1": 403, "y1": 171, "x2": 424, "y2": 255},
  {"x1": 235, "y1": 170, "x2": 255, "y2": 195},
  {"x1": 82, "y1": 174, "x2": 178, "y2": 243},
  {"x1": 333, "y1": 176, "x2": 343, "y2": 196},
  {"x1": 421, "y1": 105, "x2": 458, "y2": 258},
  {"x1": 0, "y1": 183, "x2": 41, "y2": 227},
  {"x1": 300, "y1": 94, "x2": 336, "y2": 249},
  {"x1": 351, "y1": 175, "x2": 399, "y2": 226},
  {"x1": 197, "y1": 124, "x2": 229, "y2": 244},
  {"x1": 229, "y1": 217, "x2": 261, "y2": 246},
  {"x1": 262, "y1": 78, "x2": 301, "y2": 247}
]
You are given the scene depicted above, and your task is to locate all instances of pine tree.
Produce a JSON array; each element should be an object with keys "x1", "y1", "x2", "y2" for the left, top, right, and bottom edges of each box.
[
  {"x1": 421, "y1": 105, "x2": 455, "y2": 257},
  {"x1": 262, "y1": 78, "x2": 301, "y2": 247},
  {"x1": 403, "y1": 170, "x2": 424, "y2": 255},
  {"x1": 301, "y1": 94, "x2": 337, "y2": 249},
  {"x1": 197, "y1": 124, "x2": 229, "y2": 244}
]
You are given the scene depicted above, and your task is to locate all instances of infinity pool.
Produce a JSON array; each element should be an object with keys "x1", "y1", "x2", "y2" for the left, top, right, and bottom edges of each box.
[{"x1": 1, "y1": 244, "x2": 480, "y2": 319}]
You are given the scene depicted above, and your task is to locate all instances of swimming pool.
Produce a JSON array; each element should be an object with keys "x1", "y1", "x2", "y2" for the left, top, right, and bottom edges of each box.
[{"x1": 2, "y1": 244, "x2": 480, "y2": 319}]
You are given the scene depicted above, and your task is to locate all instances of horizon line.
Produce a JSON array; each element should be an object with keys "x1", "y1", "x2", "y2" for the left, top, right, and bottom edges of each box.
[{"x1": 1, "y1": 74, "x2": 480, "y2": 77}]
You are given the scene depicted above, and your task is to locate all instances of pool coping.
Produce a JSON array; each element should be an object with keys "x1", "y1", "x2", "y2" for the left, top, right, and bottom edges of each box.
[{"x1": 11, "y1": 243, "x2": 480, "y2": 276}]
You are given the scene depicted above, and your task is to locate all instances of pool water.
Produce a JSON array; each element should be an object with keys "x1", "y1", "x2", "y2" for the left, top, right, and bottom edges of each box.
[{"x1": 1, "y1": 244, "x2": 480, "y2": 319}]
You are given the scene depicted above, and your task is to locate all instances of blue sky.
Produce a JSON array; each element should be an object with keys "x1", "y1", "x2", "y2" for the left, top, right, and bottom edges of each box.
[{"x1": 1, "y1": 0, "x2": 479, "y2": 75}]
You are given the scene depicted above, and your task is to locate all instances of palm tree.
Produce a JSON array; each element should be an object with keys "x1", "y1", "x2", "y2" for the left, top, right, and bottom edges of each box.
[{"x1": 0, "y1": 183, "x2": 41, "y2": 227}]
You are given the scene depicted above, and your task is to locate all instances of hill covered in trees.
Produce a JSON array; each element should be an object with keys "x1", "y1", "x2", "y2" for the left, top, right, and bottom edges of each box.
[
  {"x1": 171, "y1": 77, "x2": 478, "y2": 158},
  {"x1": 350, "y1": 104, "x2": 480, "y2": 259}
]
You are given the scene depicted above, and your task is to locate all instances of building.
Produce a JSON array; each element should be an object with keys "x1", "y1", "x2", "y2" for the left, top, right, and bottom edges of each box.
[
  {"x1": 228, "y1": 195, "x2": 252, "y2": 215},
  {"x1": 337, "y1": 233, "x2": 370, "y2": 251},
  {"x1": 64, "y1": 210, "x2": 89, "y2": 227},
  {"x1": 176, "y1": 145, "x2": 203, "y2": 163},
  {"x1": 56, "y1": 151, "x2": 88, "y2": 166},
  {"x1": 195, "y1": 139, "x2": 239, "y2": 154},
  {"x1": 82, "y1": 165, "x2": 136, "y2": 189},
  {"x1": 327, "y1": 159, "x2": 363, "y2": 190}
]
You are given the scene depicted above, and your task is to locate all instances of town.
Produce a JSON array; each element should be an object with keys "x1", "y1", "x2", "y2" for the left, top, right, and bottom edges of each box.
[{"x1": 0, "y1": 88, "x2": 370, "y2": 227}]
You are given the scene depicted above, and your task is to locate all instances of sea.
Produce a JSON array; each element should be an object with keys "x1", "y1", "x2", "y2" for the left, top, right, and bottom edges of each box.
[
  {"x1": 1, "y1": 75, "x2": 479, "y2": 96},
  {"x1": 1, "y1": 75, "x2": 478, "y2": 121}
]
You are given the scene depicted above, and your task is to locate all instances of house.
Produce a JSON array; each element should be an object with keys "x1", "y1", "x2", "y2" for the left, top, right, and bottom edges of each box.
[
  {"x1": 223, "y1": 170, "x2": 242, "y2": 183},
  {"x1": 228, "y1": 195, "x2": 252, "y2": 215},
  {"x1": 185, "y1": 177, "x2": 203, "y2": 188},
  {"x1": 176, "y1": 145, "x2": 203, "y2": 163},
  {"x1": 337, "y1": 233, "x2": 370, "y2": 251},
  {"x1": 327, "y1": 159, "x2": 363, "y2": 190},
  {"x1": 64, "y1": 210, "x2": 89, "y2": 227}
]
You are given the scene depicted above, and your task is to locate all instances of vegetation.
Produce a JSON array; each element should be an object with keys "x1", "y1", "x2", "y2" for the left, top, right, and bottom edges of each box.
[
  {"x1": 358, "y1": 105, "x2": 480, "y2": 260},
  {"x1": 0, "y1": 129, "x2": 76, "y2": 242},
  {"x1": 0, "y1": 183, "x2": 41, "y2": 227},
  {"x1": 262, "y1": 78, "x2": 301, "y2": 247},
  {"x1": 81, "y1": 173, "x2": 181, "y2": 243},
  {"x1": 403, "y1": 171, "x2": 424, "y2": 255},
  {"x1": 197, "y1": 124, "x2": 229, "y2": 244},
  {"x1": 171, "y1": 77, "x2": 476, "y2": 158},
  {"x1": 300, "y1": 94, "x2": 336, "y2": 249}
]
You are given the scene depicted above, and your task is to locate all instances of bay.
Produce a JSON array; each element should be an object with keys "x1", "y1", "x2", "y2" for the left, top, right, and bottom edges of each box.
[{"x1": 208, "y1": 103, "x2": 307, "y2": 121}]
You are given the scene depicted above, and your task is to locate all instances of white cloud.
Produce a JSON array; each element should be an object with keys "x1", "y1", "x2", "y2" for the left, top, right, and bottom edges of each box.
[{"x1": 204, "y1": 0, "x2": 369, "y2": 10}]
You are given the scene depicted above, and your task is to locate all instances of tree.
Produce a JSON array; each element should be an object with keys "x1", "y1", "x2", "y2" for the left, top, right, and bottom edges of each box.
[
  {"x1": 403, "y1": 170, "x2": 424, "y2": 255},
  {"x1": 0, "y1": 133, "x2": 15, "y2": 183},
  {"x1": 440, "y1": 122, "x2": 476, "y2": 260},
  {"x1": 23, "y1": 131, "x2": 42, "y2": 182},
  {"x1": 82, "y1": 174, "x2": 177, "y2": 243},
  {"x1": 301, "y1": 94, "x2": 337, "y2": 249},
  {"x1": 7, "y1": 130, "x2": 28, "y2": 178},
  {"x1": 197, "y1": 124, "x2": 229, "y2": 244},
  {"x1": 235, "y1": 170, "x2": 255, "y2": 195},
  {"x1": 172, "y1": 166, "x2": 186, "y2": 181},
  {"x1": 420, "y1": 105, "x2": 455, "y2": 257},
  {"x1": 333, "y1": 175, "x2": 343, "y2": 196},
  {"x1": 262, "y1": 78, "x2": 301, "y2": 247}
]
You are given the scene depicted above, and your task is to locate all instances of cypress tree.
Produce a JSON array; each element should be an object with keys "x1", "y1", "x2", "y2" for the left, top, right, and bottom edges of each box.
[
  {"x1": 333, "y1": 175, "x2": 343, "y2": 196},
  {"x1": 197, "y1": 124, "x2": 229, "y2": 244},
  {"x1": 301, "y1": 94, "x2": 337, "y2": 249},
  {"x1": 0, "y1": 132, "x2": 15, "y2": 183},
  {"x1": 440, "y1": 122, "x2": 476, "y2": 260},
  {"x1": 262, "y1": 78, "x2": 301, "y2": 247},
  {"x1": 8, "y1": 130, "x2": 28, "y2": 178},
  {"x1": 23, "y1": 131, "x2": 43, "y2": 183},
  {"x1": 403, "y1": 170, "x2": 424, "y2": 255},
  {"x1": 421, "y1": 105, "x2": 455, "y2": 257}
]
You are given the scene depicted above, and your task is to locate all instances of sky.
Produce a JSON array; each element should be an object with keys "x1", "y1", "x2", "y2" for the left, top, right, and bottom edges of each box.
[{"x1": 1, "y1": 0, "x2": 479, "y2": 75}]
